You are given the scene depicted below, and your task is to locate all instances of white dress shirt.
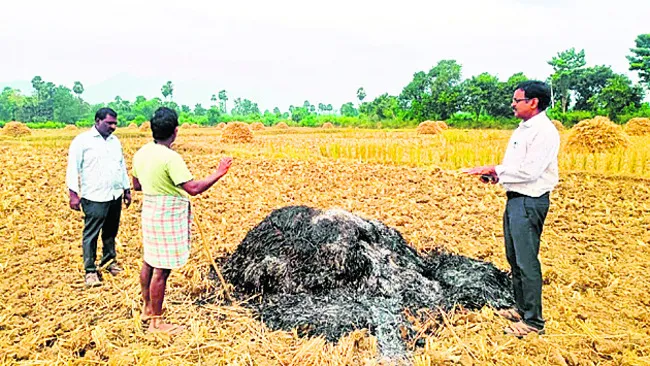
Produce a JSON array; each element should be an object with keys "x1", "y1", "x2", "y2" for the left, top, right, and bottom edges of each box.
[
  {"x1": 66, "y1": 126, "x2": 130, "y2": 202},
  {"x1": 495, "y1": 112, "x2": 560, "y2": 197}
]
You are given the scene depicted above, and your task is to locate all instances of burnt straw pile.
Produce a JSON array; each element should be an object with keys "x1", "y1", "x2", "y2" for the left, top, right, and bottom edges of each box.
[{"x1": 220, "y1": 206, "x2": 514, "y2": 357}]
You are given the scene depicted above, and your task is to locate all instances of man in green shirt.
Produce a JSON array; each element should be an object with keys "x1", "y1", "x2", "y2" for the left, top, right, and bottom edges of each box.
[{"x1": 132, "y1": 107, "x2": 232, "y2": 334}]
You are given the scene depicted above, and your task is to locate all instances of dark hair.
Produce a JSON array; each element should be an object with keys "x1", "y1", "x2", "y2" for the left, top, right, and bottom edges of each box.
[
  {"x1": 516, "y1": 80, "x2": 551, "y2": 111},
  {"x1": 95, "y1": 107, "x2": 117, "y2": 122},
  {"x1": 150, "y1": 107, "x2": 179, "y2": 140}
]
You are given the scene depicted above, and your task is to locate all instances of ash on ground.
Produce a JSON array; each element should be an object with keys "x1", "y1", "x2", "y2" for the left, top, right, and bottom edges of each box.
[{"x1": 219, "y1": 206, "x2": 514, "y2": 358}]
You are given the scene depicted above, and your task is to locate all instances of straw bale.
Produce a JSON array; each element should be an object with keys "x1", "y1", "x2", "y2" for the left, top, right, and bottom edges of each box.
[
  {"x1": 322, "y1": 122, "x2": 334, "y2": 129},
  {"x1": 139, "y1": 121, "x2": 151, "y2": 131},
  {"x1": 63, "y1": 124, "x2": 78, "y2": 131},
  {"x1": 625, "y1": 117, "x2": 650, "y2": 136},
  {"x1": 276, "y1": 122, "x2": 289, "y2": 129},
  {"x1": 216, "y1": 122, "x2": 226, "y2": 129},
  {"x1": 566, "y1": 116, "x2": 630, "y2": 153},
  {"x1": 551, "y1": 119, "x2": 565, "y2": 131},
  {"x1": 180, "y1": 123, "x2": 191, "y2": 129},
  {"x1": 221, "y1": 122, "x2": 253, "y2": 143},
  {"x1": 190, "y1": 123, "x2": 199, "y2": 129},
  {"x1": 250, "y1": 122, "x2": 265, "y2": 131},
  {"x1": 1, "y1": 122, "x2": 31, "y2": 137},
  {"x1": 417, "y1": 121, "x2": 442, "y2": 135},
  {"x1": 435, "y1": 121, "x2": 448, "y2": 130},
  {"x1": 127, "y1": 123, "x2": 137, "y2": 129}
]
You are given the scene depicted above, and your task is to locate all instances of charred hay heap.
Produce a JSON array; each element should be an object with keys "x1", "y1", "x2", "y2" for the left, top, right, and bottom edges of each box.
[{"x1": 222, "y1": 206, "x2": 514, "y2": 358}]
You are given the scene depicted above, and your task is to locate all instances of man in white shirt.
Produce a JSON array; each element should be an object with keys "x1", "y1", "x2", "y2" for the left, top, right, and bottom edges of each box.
[
  {"x1": 465, "y1": 80, "x2": 559, "y2": 337},
  {"x1": 66, "y1": 108, "x2": 132, "y2": 287}
]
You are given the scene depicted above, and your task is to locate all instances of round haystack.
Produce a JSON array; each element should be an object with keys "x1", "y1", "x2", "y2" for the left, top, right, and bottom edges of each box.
[
  {"x1": 275, "y1": 122, "x2": 289, "y2": 129},
  {"x1": 551, "y1": 119, "x2": 565, "y2": 131},
  {"x1": 128, "y1": 123, "x2": 138, "y2": 129},
  {"x1": 189, "y1": 123, "x2": 199, "y2": 129},
  {"x1": 625, "y1": 117, "x2": 650, "y2": 136},
  {"x1": 221, "y1": 122, "x2": 253, "y2": 143},
  {"x1": 180, "y1": 123, "x2": 191, "y2": 129},
  {"x1": 139, "y1": 121, "x2": 151, "y2": 132},
  {"x1": 322, "y1": 122, "x2": 334, "y2": 129},
  {"x1": 216, "y1": 122, "x2": 226, "y2": 130},
  {"x1": 1, "y1": 122, "x2": 31, "y2": 137},
  {"x1": 567, "y1": 116, "x2": 630, "y2": 153},
  {"x1": 416, "y1": 121, "x2": 442, "y2": 135},
  {"x1": 250, "y1": 122, "x2": 265, "y2": 131},
  {"x1": 435, "y1": 120, "x2": 448, "y2": 130},
  {"x1": 63, "y1": 124, "x2": 78, "y2": 131}
]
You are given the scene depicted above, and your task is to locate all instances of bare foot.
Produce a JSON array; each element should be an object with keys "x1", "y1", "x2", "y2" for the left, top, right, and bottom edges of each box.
[
  {"x1": 141, "y1": 304, "x2": 154, "y2": 322},
  {"x1": 148, "y1": 318, "x2": 185, "y2": 335},
  {"x1": 141, "y1": 305, "x2": 166, "y2": 322}
]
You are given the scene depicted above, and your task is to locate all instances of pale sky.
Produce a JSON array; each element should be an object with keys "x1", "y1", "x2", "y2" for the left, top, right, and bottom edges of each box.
[{"x1": 1, "y1": 0, "x2": 648, "y2": 111}]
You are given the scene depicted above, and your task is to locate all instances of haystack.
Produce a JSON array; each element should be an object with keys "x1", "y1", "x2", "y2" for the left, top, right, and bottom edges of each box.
[
  {"x1": 417, "y1": 121, "x2": 442, "y2": 135},
  {"x1": 275, "y1": 122, "x2": 289, "y2": 129},
  {"x1": 128, "y1": 123, "x2": 137, "y2": 129},
  {"x1": 1, "y1": 122, "x2": 31, "y2": 137},
  {"x1": 180, "y1": 123, "x2": 191, "y2": 129},
  {"x1": 216, "y1": 122, "x2": 226, "y2": 130},
  {"x1": 250, "y1": 122, "x2": 265, "y2": 131},
  {"x1": 552, "y1": 119, "x2": 565, "y2": 131},
  {"x1": 222, "y1": 206, "x2": 514, "y2": 357},
  {"x1": 625, "y1": 117, "x2": 650, "y2": 136},
  {"x1": 63, "y1": 124, "x2": 78, "y2": 131},
  {"x1": 139, "y1": 121, "x2": 151, "y2": 132},
  {"x1": 189, "y1": 123, "x2": 199, "y2": 129},
  {"x1": 221, "y1": 122, "x2": 253, "y2": 143},
  {"x1": 322, "y1": 122, "x2": 334, "y2": 129},
  {"x1": 435, "y1": 120, "x2": 448, "y2": 130},
  {"x1": 566, "y1": 116, "x2": 630, "y2": 153}
]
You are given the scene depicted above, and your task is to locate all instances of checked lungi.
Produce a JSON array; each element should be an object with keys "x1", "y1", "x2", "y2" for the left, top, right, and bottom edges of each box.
[{"x1": 142, "y1": 194, "x2": 192, "y2": 269}]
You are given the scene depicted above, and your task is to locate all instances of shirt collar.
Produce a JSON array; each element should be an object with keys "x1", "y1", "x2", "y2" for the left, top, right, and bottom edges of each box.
[
  {"x1": 519, "y1": 111, "x2": 548, "y2": 128},
  {"x1": 91, "y1": 125, "x2": 114, "y2": 140}
]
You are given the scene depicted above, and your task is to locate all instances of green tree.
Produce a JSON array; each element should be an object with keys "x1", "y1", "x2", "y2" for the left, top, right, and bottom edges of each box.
[
  {"x1": 356, "y1": 87, "x2": 366, "y2": 105},
  {"x1": 181, "y1": 105, "x2": 191, "y2": 113},
  {"x1": 591, "y1": 74, "x2": 645, "y2": 120},
  {"x1": 0, "y1": 87, "x2": 25, "y2": 121},
  {"x1": 572, "y1": 65, "x2": 615, "y2": 111},
  {"x1": 399, "y1": 60, "x2": 463, "y2": 120},
  {"x1": 194, "y1": 103, "x2": 207, "y2": 116},
  {"x1": 218, "y1": 90, "x2": 228, "y2": 113},
  {"x1": 73, "y1": 81, "x2": 84, "y2": 98},
  {"x1": 363, "y1": 94, "x2": 400, "y2": 120},
  {"x1": 627, "y1": 34, "x2": 650, "y2": 89},
  {"x1": 206, "y1": 106, "x2": 221, "y2": 124},
  {"x1": 548, "y1": 48, "x2": 586, "y2": 113},
  {"x1": 340, "y1": 102, "x2": 358, "y2": 117},
  {"x1": 161, "y1": 81, "x2": 174, "y2": 101},
  {"x1": 462, "y1": 73, "x2": 501, "y2": 120}
]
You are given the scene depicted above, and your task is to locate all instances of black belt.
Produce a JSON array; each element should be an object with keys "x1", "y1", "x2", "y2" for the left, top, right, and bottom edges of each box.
[{"x1": 506, "y1": 191, "x2": 549, "y2": 199}]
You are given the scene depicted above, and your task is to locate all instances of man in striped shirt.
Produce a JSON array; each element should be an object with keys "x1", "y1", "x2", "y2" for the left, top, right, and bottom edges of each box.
[{"x1": 66, "y1": 108, "x2": 131, "y2": 287}]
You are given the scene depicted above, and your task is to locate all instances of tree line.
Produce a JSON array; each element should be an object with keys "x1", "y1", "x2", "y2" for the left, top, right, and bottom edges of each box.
[{"x1": 1, "y1": 34, "x2": 649, "y2": 129}]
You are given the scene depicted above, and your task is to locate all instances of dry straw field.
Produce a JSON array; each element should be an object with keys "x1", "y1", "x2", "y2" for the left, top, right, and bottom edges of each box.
[{"x1": 0, "y1": 121, "x2": 649, "y2": 365}]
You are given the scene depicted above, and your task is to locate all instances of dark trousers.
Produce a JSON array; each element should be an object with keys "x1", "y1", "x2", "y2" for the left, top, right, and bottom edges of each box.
[
  {"x1": 81, "y1": 197, "x2": 122, "y2": 273},
  {"x1": 503, "y1": 192, "x2": 549, "y2": 330}
]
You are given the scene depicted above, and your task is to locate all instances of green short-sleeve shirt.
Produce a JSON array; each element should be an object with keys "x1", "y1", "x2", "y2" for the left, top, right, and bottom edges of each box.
[{"x1": 132, "y1": 142, "x2": 193, "y2": 197}]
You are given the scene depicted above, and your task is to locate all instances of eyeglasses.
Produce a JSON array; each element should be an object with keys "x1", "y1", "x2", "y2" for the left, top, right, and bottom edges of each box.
[{"x1": 512, "y1": 98, "x2": 531, "y2": 104}]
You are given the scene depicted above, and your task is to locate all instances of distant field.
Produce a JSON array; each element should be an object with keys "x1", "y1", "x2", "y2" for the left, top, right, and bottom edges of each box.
[{"x1": 1, "y1": 127, "x2": 649, "y2": 365}]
